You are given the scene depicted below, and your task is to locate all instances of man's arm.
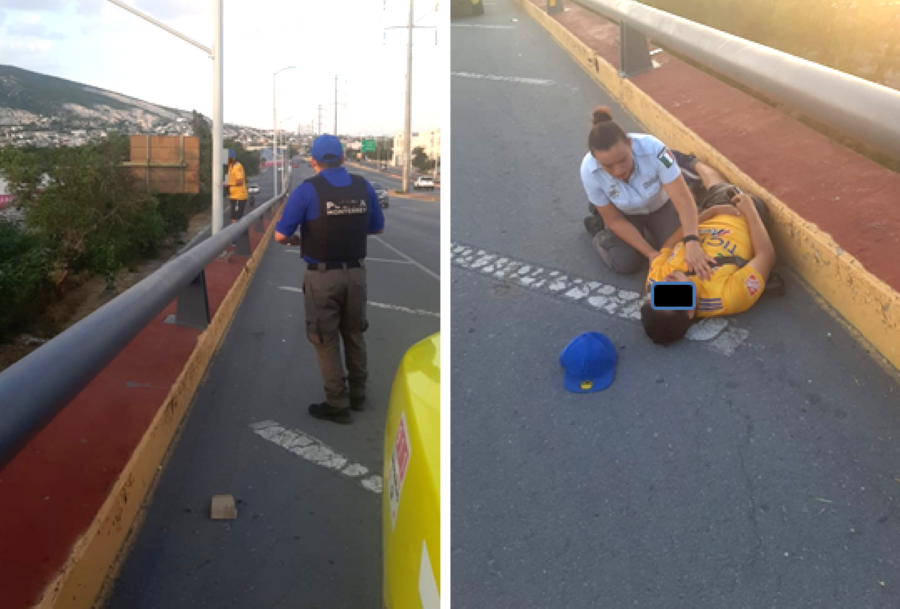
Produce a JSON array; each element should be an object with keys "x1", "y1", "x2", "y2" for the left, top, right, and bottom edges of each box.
[
  {"x1": 659, "y1": 205, "x2": 741, "y2": 251},
  {"x1": 734, "y1": 194, "x2": 775, "y2": 280},
  {"x1": 273, "y1": 187, "x2": 306, "y2": 245},
  {"x1": 366, "y1": 182, "x2": 385, "y2": 235}
]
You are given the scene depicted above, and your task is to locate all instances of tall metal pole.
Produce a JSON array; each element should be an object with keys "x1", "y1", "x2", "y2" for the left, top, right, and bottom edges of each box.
[
  {"x1": 401, "y1": 0, "x2": 414, "y2": 192},
  {"x1": 273, "y1": 74, "x2": 277, "y2": 198},
  {"x1": 212, "y1": 0, "x2": 224, "y2": 234},
  {"x1": 334, "y1": 75, "x2": 339, "y2": 135}
]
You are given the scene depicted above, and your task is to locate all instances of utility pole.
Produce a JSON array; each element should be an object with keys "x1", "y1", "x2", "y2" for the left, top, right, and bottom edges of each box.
[
  {"x1": 383, "y1": 0, "x2": 437, "y2": 191},
  {"x1": 317, "y1": 105, "x2": 325, "y2": 136},
  {"x1": 334, "y1": 75, "x2": 339, "y2": 135},
  {"x1": 401, "y1": 0, "x2": 414, "y2": 192}
]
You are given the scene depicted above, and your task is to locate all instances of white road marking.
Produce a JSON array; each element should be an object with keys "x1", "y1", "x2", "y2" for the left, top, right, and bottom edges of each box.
[
  {"x1": 276, "y1": 286, "x2": 438, "y2": 318},
  {"x1": 374, "y1": 235, "x2": 440, "y2": 280},
  {"x1": 451, "y1": 71, "x2": 555, "y2": 86},
  {"x1": 251, "y1": 420, "x2": 382, "y2": 494},
  {"x1": 450, "y1": 242, "x2": 749, "y2": 355},
  {"x1": 451, "y1": 23, "x2": 515, "y2": 29},
  {"x1": 367, "y1": 257, "x2": 414, "y2": 265},
  {"x1": 368, "y1": 301, "x2": 440, "y2": 318}
]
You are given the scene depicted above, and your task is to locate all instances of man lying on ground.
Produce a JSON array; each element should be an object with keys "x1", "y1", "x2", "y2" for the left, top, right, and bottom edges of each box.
[{"x1": 640, "y1": 164, "x2": 776, "y2": 345}]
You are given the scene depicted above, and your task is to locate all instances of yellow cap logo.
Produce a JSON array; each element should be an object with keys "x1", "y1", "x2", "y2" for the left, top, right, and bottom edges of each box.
[{"x1": 580, "y1": 380, "x2": 594, "y2": 390}]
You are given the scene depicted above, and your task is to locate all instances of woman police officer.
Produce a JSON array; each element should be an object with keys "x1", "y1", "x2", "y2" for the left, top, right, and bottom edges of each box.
[{"x1": 580, "y1": 106, "x2": 715, "y2": 280}]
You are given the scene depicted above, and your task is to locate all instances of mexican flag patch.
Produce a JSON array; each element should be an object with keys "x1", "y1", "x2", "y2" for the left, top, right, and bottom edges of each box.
[{"x1": 657, "y1": 148, "x2": 675, "y2": 169}]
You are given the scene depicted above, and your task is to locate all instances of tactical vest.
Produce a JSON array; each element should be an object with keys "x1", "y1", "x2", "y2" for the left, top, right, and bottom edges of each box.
[{"x1": 302, "y1": 174, "x2": 370, "y2": 262}]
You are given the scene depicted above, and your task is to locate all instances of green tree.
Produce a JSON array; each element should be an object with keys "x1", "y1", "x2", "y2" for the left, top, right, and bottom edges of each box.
[
  {"x1": 411, "y1": 146, "x2": 430, "y2": 173},
  {"x1": 0, "y1": 221, "x2": 53, "y2": 341},
  {"x1": 20, "y1": 138, "x2": 164, "y2": 285}
]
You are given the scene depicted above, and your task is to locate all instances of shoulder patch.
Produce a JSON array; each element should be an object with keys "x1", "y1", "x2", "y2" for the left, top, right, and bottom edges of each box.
[
  {"x1": 745, "y1": 273, "x2": 761, "y2": 297},
  {"x1": 657, "y1": 148, "x2": 675, "y2": 169}
]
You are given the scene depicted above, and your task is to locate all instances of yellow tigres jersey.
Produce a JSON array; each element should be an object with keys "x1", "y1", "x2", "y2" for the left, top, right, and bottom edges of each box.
[
  {"x1": 647, "y1": 214, "x2": 766, "y2": 317},
  {"x1": 228, "y1": 162, "x2": 248, "y2": 201}
]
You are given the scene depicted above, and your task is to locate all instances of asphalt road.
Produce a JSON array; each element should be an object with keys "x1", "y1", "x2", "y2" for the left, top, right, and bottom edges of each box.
[
  {"x1": 106, "y1": 164, "x2": 439, "y2": 608},
  {"x1": 451, "y1": 1, "x2": 900, "y2": 608}
]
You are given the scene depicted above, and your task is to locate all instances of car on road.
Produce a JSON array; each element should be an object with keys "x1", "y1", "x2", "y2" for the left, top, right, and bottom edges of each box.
[
  {"x1": 372, "y1": 182, "x2": 390, "y2": 209},
  {"x1": 452, "y1": 0, "x2": 484, "y2": 17},
  {"x1": 383, "y1": 333, "x2": 440, "y2": 609},
  {"x1": 414, "y1": 176, "x2": 435, "y2": 191},
  {"x1": 247, "y1": 183, "x2": 260, "y2": 195}
]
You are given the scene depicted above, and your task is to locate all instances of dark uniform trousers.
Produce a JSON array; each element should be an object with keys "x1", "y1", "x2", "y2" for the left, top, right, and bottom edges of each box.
[{"x1": 302, "y1": 263, "x2": 368, "y2": 410}]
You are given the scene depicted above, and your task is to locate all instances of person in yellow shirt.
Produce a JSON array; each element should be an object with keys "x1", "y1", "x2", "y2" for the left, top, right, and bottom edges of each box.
[
  {"x1": 640, "y1": 165, "x2": 777, "y2": 345},
  {"x1": 227, "y1": 149, "x2": 248, "y2": 224}
]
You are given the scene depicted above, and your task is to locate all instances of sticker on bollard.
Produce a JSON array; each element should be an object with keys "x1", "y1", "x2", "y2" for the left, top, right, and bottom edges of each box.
[
  {"x1": 651, "y1": 282, "x2": 696, "y2": 310},
  {"x1": 547, "y1": 0, "x2": 563, "y2": 15}
]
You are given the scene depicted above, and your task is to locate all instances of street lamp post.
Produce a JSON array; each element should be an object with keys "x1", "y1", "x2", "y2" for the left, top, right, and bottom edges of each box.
[
  {"x1": 279, "y1": 116, "x2": 293, "y2": 192},
  {"x1": 107, "y1": 0, "x2": 226, "y2": 234},
  {"x1": 401, "y1": 0, "x2": 414, "y2": 193},
  {"x1": 273, "y1": 66, "x2": 297, "y2": 198}
]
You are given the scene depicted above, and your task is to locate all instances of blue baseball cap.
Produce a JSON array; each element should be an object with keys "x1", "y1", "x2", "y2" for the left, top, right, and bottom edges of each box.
[
  {"x1": 311, "y1": 134, "x2": 344, "y2": 163},
  {"x1": 228, "y1": 148, "x2": 236, "y2": 159},
  {"x1": 559, "y1": 332, "x2": 618, "y2": 393}
]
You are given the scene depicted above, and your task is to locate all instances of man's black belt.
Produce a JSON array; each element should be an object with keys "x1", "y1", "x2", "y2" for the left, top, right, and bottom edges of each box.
[{"x1": 307, "y1": 260, "x2": 363, "y2": 271}]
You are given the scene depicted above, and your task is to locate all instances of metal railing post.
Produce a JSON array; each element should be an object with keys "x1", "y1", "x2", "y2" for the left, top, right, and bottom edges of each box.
[
  {"x1": 619, "y1": 21, "x2": 654, "y2": 78},
  {"x1": 234, "y1": 229, "x2": 252, "y2": 256},
  {"x1": 174, "y1": 270, "x2": 211, "y2": 330}
]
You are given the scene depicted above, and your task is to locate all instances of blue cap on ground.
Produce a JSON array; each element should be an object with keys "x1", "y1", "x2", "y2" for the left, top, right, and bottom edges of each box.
[
  {"x1": 311, "y1": 134, "x2": 344, "y2": 163},
  {"x1": 559, "y1": 332, "x2": 618, "y2": 393},
  {"x1": 228, "y1": 148, "x2": 236, "y2": 159}
]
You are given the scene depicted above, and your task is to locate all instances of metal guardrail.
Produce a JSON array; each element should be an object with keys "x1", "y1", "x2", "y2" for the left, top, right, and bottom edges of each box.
[
  {"x1": 0, "y1": 185, "x2": 287, "y2": 469},
  {"x1": 579, "y1": 0, "x2": 900, "y2": 161}
]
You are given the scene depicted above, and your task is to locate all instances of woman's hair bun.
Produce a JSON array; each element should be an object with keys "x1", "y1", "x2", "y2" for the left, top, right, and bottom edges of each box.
[{"x1": 592, "y1": 106, "x2": 613, "y2": 125}]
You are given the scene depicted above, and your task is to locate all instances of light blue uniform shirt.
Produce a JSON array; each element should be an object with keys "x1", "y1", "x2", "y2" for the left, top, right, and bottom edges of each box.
[{"x1": 580, "y1": 133, "x2": 681, "y2": 216}]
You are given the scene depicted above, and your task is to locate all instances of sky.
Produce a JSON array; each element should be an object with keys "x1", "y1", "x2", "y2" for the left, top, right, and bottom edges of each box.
[{"x1": 0, "y1": 0, "x2": 443, "y2": 136}]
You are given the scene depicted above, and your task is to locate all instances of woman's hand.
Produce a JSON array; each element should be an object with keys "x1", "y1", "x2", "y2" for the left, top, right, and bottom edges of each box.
[{"x1": 684, "y1": 240, "x2": 716, "y2": 280}]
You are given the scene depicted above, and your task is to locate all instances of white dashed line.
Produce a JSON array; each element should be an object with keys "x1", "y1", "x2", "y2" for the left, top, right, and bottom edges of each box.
[
  {"x1": 451, "y1": 23, "x2": 515, "y2": 29},
  {"x1": 367, "y1": 302, "x2": 440, "y2": 318},
  {"x1": 451, "y1": 71, "x2": 555, "y2": 86},
  {"x1": 366, "y1": 257, "x2": 414, "y2": 265},
  {"x1": 450, "y1": 242, "x2": 749, "y2": 355},
  {"x1": 373, "y1": 236, "x2": 440, "y2": 281},
  {"x1": 251, "y1": 420, "x2": 382, "y2": 494},
  {"x1": 276, "y1": 286, "x2": 438, "y2": 318}
]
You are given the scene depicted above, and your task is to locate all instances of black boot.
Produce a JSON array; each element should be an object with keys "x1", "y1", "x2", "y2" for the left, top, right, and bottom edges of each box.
[
  {"x1": 308, "y1": 402, "x2": 353, "y2": 425},
  {"x1": 583, "y1": 214, "x2": 605, "y2": 237}
]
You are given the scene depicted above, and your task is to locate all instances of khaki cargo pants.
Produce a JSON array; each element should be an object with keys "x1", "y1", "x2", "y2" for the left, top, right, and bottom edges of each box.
[{"x1": 302, "y1": 264, "x2": 368, "y2": 410}]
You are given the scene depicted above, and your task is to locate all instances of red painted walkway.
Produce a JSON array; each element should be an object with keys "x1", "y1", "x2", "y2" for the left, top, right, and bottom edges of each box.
[
  {"x1": 534, "y1": 0, "x2": 900, "y2": 291},
  {"x1": 0, "y1": 215, "x2": 274, "y2": 609}
]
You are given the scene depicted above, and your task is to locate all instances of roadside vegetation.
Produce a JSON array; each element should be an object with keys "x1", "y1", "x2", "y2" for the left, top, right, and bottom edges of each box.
[{"x1": 0, "y1": 111, "x2": 259, "y2": 342}]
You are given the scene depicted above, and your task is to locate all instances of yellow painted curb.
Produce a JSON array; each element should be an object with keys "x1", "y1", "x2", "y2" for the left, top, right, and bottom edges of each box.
[
  {"x1": 33, "y1": 202, "x2": 285, "y2": 609},
  {"x1": 516, "y1": 0, "x2": 900, "y2": 372}
]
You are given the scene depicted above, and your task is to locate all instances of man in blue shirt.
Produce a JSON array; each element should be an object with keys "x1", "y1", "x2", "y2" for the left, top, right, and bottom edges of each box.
[{"x1": 274, "y1": 134, "x2": 385, "y2": 425}]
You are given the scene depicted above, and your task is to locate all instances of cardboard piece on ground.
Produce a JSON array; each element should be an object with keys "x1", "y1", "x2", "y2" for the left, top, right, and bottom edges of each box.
[{"x1": 210, "y1": 495, "x2": 238, "y2": 520}]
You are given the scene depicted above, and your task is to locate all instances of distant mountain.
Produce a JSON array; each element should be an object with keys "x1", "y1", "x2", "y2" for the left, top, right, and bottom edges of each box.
[{"x1": 0, "y1": 64, "x2": 194, "y2": 128}]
